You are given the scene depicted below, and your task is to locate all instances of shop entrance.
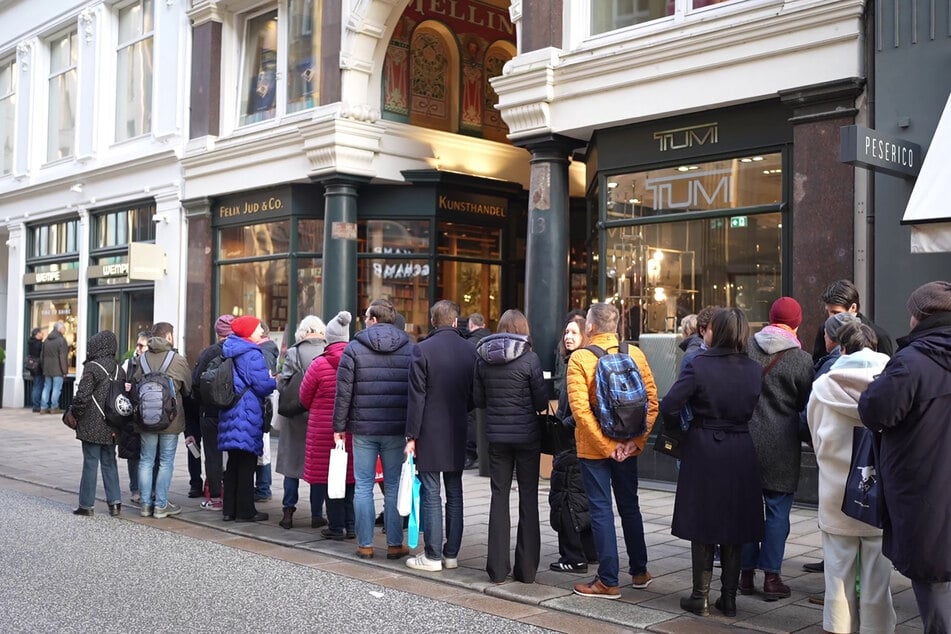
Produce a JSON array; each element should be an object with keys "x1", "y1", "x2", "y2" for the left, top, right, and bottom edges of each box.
[{"x1": 91, "y1": 290, "x2": 154, "y2": 357}]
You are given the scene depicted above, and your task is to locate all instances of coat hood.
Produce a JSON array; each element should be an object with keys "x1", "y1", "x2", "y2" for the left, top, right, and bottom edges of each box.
[
  {"x1": 146, "y1": 336, "x2": 173, "y2": 354},
  {"x1": 476, "y1": 332, "x2": 532, "y2": 365},
  {"x1": 85, "y1": 330, "x2": 118, "y2": 364},
  {"x1": 223, "y1": 333, "x2": 264, "y2": 358},
  {"x1": 899, "y1": 312, "x2": 951, "y2": 372},
  {"x1": 353, "y1": 323, "x2": 410, "y2": 353},
  {"x1": 753, "y1": 325, "x2": 802, "y2": 354},
  {"x1": 811, "y1": 348, "x2": 888, "y2": 421}
]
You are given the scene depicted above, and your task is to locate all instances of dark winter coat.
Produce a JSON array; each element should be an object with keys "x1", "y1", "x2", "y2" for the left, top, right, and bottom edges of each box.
[
  {"x1": 858, "y1": 312, "x2": 951, "y2": 583},
  {"x1": 473, "y1": 333, "x2": 548, "y2": 445},
  {"x1": 41, "y1": 328, "x2": 68, "y2": 377},
  {"x1": 275, "y1": 337, "x2": 325, "y2": 478},
  {"x1": 71, "y1": 331, "x2": 120, "y2": 446},
  {"x1": 549, "y1": 449, "x2": 591, "y2": 534},
  {"x1": 191, "y1": 342, "x2": 224, "y2": 420},
  {"x1": 747, "y1": 327, "x2": 815, "y2": 493},
  {"x1": 332, "y1": 323, "x2": 414, "y2": 437},
  {"x1": 661, "y1": 347, "x2": 766, "y2": 544},
  {"x1": 117, "y1": 357, "x2": 141, "y2": 459},
  {"x1": 27, "y1": 335, "x2": 43, "y2": 376},
  {"x1": 218, "y1": 335, "x2": 276, "y2": 455},
  {"x1": 131, "y1": 337, "x2": 192, "y2": 436},
  {"x1": 406, "y1": 327, "x2": 478, "y2": 472},
  {"x1": 301, "y1": 342, "x2": 353, "y2": 485}
]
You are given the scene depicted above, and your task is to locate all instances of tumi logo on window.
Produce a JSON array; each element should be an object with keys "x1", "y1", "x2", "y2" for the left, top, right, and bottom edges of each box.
[{"x1": 653, "y1": 123, "x2": 719, "y2": 152}]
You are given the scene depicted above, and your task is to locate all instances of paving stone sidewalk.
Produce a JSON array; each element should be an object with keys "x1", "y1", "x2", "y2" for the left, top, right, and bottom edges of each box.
[{"x1": 0, "y1": 409, "x2": 923, "y2": 633}]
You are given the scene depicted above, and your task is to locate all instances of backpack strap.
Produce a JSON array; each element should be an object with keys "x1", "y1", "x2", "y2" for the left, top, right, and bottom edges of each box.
[
  {"x1": 157, "y1": 350, "x2": 175, "y2": 374},
  {"x1": 584, "y1": 345, "x2": 606, "y2": 358},
  {"x1": 90, "y1": 360, "x2": 119, "y2": 381},
  {"x1": 762, "y1": 348, "x2": 790, "y2": 377},
  {"x1": 139, "y1": 353, "x2": 153, "y2": 375}
]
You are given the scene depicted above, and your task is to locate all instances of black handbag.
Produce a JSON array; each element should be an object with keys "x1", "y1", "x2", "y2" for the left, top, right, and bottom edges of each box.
[
  {"x1": 652, "y1": 417, "x2": 685, "y2": 460},
  {"x1": 841, "y1": 427, "x2": 884, "y2": 528},
  {"x1": 539, "y1": 405, "x2": 573, "y2": 455}
]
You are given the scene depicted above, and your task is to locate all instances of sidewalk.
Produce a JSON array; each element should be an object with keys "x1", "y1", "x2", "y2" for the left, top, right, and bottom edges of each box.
[{"x1": 0, "y1": 409, "x2": 922, "y2": 633}]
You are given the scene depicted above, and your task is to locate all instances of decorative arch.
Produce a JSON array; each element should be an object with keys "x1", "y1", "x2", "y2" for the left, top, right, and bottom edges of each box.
[
  {"x1": 408, "y1": 20, "x2": 460, "y2": 132},
  {"x1": 482, "y1": 40, "x2": 516, "y2": 142}
]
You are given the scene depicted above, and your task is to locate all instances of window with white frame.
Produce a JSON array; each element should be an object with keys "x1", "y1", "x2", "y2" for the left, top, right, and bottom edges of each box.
[
  {"x1": 116, "y1": 0, "x2": 154, "y2": 141},
  {"x1": 591, "y1": 0, "x2": 734, "y2": 35},
  {"x1": 238, "y1": 1, "x2": 321, "y2": 126},
  {"x1": 0, "y1": 56, "x2": 15, "y2": 175},
  {"x1": 48, "y1": 30, "x2": 78, "y2": 162}
]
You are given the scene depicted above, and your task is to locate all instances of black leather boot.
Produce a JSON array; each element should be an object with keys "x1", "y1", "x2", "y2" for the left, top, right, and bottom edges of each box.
[
  {"x1": 715, "y1": 544, "x2": 741, "y2": 617},
  {"x1": 279, "y1": 506, "x2": 295, "y2": 529},
  {"x1": 680, "y1": 542, "x2": 714, "y2": 616}
]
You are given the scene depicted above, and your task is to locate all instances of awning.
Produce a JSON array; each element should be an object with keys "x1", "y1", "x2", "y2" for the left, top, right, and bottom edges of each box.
[{"x1": 903, "y1": 93, "x2": 951, "y2": 253}]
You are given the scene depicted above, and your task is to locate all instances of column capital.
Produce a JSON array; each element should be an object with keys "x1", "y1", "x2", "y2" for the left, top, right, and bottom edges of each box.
[
  {"x1": 779, "y1": 77, "x2": 865, "y2": 123},
  {"x1": 516, "y1": 133, "x2": 585, "y2": 161},
  {"x1": 182, "y1": 197, "x2": 213, "y2": 218}
]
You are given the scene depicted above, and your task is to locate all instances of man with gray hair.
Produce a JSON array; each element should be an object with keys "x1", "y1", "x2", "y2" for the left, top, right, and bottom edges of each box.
[{"x1": 40, "y1": 321, "x2": 69, "y2": 414}]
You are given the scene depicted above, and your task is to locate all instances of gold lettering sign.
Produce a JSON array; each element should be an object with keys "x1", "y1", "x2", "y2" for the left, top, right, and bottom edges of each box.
[
  {"x1": 216, "y1": 194, "x2": 287, "y2": 220},
  {"x1": 438, "y1": 195, "x2": 507, "y2": 218},
  {"x1": 411, "y1": 0, "x2": 514, "y2": 35},
  {"x1": 653, "y1": 123, "x2": 719, "y2": 152}
]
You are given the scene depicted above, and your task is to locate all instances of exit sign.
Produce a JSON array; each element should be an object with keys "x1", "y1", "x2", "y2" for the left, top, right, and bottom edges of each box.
[{"x1": 730, "y1": 216, "x2": 748, "y2": 228}]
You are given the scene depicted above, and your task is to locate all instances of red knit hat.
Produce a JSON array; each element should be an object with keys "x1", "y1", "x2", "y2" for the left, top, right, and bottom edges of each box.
[
  {"x1": 231, "y1": 315, "x2": 261, "y2": 339},
  {"x1": 769, "y1": 297, "x2": 803, "y2": 329}
]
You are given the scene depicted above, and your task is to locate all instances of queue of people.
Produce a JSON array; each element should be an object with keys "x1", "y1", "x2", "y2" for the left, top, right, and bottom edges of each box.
[{"x1": 61, "y1": 278, "x2": 951, "y2": 632}]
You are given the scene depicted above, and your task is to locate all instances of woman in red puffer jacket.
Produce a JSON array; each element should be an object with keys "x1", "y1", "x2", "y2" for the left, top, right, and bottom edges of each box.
[{"x1": 301, "y1": 311, "x2": 355, "y2": 539}]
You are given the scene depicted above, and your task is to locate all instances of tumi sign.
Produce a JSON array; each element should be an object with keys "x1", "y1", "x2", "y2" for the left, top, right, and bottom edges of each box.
[{"x1": 841, "y1": 125, "x2": 922, "y2": 179}]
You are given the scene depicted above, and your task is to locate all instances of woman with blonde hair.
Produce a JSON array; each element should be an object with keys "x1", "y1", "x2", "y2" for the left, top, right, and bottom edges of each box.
[{"x1": 474, "y1": 309, "x2": 549, "y2": 583}]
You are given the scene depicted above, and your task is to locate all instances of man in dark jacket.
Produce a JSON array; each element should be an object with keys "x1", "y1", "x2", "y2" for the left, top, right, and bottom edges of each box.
[
  {"x1": 333, "y1": 298, "x2": 416, "y2": 561},
  {"x1": 464, "y1": 313, "x2": 492, "y2": 468},
  {"x1": 859, "y1": 281, "x2": 951, "y2": 633},
  {"x1": 812, "y1": 280, "x2": 893, "y2": 363},
  {"x1": 27, "y1": 327, "x2": 45, "y2": 412},
  {"x1": 404, "y1": 300, "x2": 477, "y2": 572},
  {"x1": 40, "y1": 321, "x2": 69, "y2": 413}
]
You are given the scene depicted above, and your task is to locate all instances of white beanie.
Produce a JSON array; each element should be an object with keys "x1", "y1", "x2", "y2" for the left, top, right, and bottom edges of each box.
[{"x1": 325, "y1": 311, "x2": 352, "y2": 345}]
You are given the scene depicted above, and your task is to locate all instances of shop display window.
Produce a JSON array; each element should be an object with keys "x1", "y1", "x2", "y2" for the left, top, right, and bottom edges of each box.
[
  {"x1": 358, "y1": 219, "x2": 430, "y2": 255},
  {"x1": 116, "y1": 0, "x2": 154, "y2": 141},
  {"x1": 357, "y1": 257, "x2": 431, "y2": 338},
  {"x1": 297, "y1": 218, "x2": 324, "y2": 253},
  {"x1": 219, "y1": 260, "x2": 290, "y2": 333},
  {"x1": 47, "y1": 29, "x2": 78, "y2": 162},
  {"x1": 29, "y1": 298, "x2": 79, "y2": 373},
  {"x1": 218, "y1": 220, "x2": 290, "y2": 259},
  {"x1": 296, "y1": 258, "x2": 322, "y2": 324}
]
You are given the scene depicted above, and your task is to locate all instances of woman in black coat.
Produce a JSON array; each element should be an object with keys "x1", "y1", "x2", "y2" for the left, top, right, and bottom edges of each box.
[
  {"x1": 474, "y1": 309, "x2": 549, "y2": 584},
  {"x1": 660, "y1": 308, "x2": 765, "y2": 618},
  {"x1": 70, "y1": 330, "x2": 124, "y2": 517}
]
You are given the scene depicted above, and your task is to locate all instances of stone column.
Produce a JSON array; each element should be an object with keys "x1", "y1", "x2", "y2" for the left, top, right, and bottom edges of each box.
[
  {"x1": 318, "y1": 176, "x2": 369, "y2": 322},
  {"x1": 520, "y1": 136, "x2": 576, "y2": 373},
  {"x1": 182, "y1": 197, "x2": 213, "y2": 363},
  {"x1": 779, "y1": 78, "x2": 864, "y2": 356}
]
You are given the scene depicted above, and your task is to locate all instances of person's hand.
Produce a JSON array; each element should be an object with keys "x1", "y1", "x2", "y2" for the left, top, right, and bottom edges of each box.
[
  {"x1": 613, "y1": 440, "x2": 636, "y2": 461},
  {"x1": 405, "y1": 439, "x2": 416, "y2": 458},
  {"x1": 333, "y1": 432, "x2": 346, "y2": 444}
]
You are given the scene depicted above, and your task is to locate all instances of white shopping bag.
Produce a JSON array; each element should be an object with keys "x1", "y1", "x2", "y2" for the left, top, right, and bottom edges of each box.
[
  {"x1": 327, "y1": 439, "x2": 348, "y2": 499},
  {"x1": 257, "y1": 431, "x2": 271, "y2": 466},
  {"x1": 396, "y1": 453, "x2": 414, "y2": 517}
]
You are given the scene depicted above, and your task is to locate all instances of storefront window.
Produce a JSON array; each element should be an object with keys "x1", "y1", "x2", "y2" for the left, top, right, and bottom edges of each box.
[
  {"x1": 116, "y1": 0, "x2": 154, "y2": 141},
  {"x1": 296, "y1": 257, "x2": 322, "y2": 323},
  {"x1": 29, "y1": 298, "x2": 79, "y2": 372},
  {"x1": 47, "y1": 29, "x2": 78, "y2": 161},
  {"x1": 435, "y1": 222, "x2": 502, "y2": 327},
  {"x1": 358, "y1": 219, "x2": 431, "y2": 255},
  {"x1": 358, "y1": 257, "x2": 431, "y2": 338},
  {"x1": 218, "y1": 220, "x2": 291, "y2": 258},
  {"x1": 297, "y1": 218, "x2": 324, "y2": 252},
  {"x1": 220, "y1": 260, "x2": 290, "y2": 333}
]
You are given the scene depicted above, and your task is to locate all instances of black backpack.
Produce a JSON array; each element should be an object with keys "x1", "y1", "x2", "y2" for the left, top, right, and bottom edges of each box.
[
  {"x1": 134, "y1": 351, "x2": 177, "y2": 432},
  {"x1": 89, "y1": 361, "x2": 134, "y2": 430},
  {"x1": 199, "y1": 354, "x2": 244, "y2": 410}
]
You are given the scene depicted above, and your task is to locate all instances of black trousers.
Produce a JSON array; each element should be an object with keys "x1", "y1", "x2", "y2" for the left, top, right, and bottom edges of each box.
[
  {"x1": 558, "y1": 522, "x2": 598, "y2": 565},
  {"x1": 222, "y1": 449, "x2": 257, "y2": 520},
  {"x1": 486, "y1": 441, "x2": 541, "y2": 583},
  {"x1": 200, "y1": 417, "x2": 223, "y2": 498}
]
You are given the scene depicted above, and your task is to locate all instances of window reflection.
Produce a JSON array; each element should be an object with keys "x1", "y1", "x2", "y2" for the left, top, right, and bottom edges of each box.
[
  {"x1": 218, "y1": 221, "x2": 290, "y2": 258},
  {"x1": 220, "y1": 260, "x2": 289, "y2": 334},
  {"x1": 287, "y1": 0, "x2": 320, "y2": 113},
  {"x1": 358, "y1": 219, "x2": 430, "y2": 254},
  {"x1": 240, "y1": 10, "x2": 278, "y2": 125},
  {"x1": 357, "y1": 257, "x2": 430, "y2": 339}
]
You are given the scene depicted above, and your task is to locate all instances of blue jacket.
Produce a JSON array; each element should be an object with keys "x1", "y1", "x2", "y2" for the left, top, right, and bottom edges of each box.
[
  {"x1": 332, "y1": 323, "x2": 414, "y2": 437},
  {"x1": 859, "y1": 312, "x2": 951, "y2": 583},
  {"x1": 218, "y1": 335, "x2": 276, "y2": 455}
]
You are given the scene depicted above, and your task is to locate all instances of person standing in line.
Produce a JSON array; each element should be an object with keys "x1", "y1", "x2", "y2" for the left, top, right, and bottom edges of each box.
[
  {"x1": 190, "y1": 316, "x2": 233, "y2": 511},
  {"x1": 661, "y1": 308, "x2": 765, "y2": 618},
  {"x1": 275, "y1": 314, "x2": 326, "y2": 529},
  {"x1": 404, "y1": 300, "x2": 478, "y2": 572},
  {"x1": 119, "y1": 331, "x2": 151, "y2": 505},
  {"x1": 254, "y1": 321, "x2": 279, "y2": 502},
  {"x1": 218, "y1": 315, "x2": 277, "y2": 522},
  {"x1": 40, "y1": 321, "x2": 69, "y2": 414},
  {"x1": 568, "y1": 302, "x2": 658, "y2": 599},
  {"x1": 859, "y1": 281, "x2": 951, "y2": 633},
  {"x1": 133, "y1": 322, "x2": 192, "y2": 519},
  {"x1": 27, "y1": 327, "x2": 45, "y2": 413},
  {"x1": 333, "y1": 298, "x2": 415, "y2": 560},
  {"x1": 812, "y1": 279, "x2": 893, "y2": 363},
  {"x1": 463, "y1": 312, "x2": 492, "y2": 470},
  {"x1": 807, "y1": 321, "x2": 896, "y2": 634},
  {"x1": 474, "y1": 308, "x2": 549, "y2": 584},
  {"x1": 70, "y1": 330, "x2": 124, "y2": 517},
  {"x1": 301, "y1": 311, "x2": 355, "y2": 539},
  {"x1": 741, "y1": 297, "x2": 815, "y2": 600}
]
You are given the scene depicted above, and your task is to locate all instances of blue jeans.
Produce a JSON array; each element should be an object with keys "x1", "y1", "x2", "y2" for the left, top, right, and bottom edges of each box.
[
  {"x1": 255, "y1": 463, "x2": 272, "y2": 498},
  {"x1": 419, "y1": 470, "x2": 464, "y2": 560},
  {"x1": 78, "y1": 442, "x2": 122, "y2": 509},
  {"x1": 31, "y1": 375, "x2": 44, "y2": 410},
  {"x1": 139, "y1": 433, "x2": 179, "y2": 508},
  {"x1": 282, "y1": 477, "x2": 325, "y2": 520},
  {"x1": 742, "y1": 490, "x2": 794, "y2": 573},
  {"x1": 579, "y1": 456, "x2": 649, "y2": 587},
  {"x1": 41, "y1": 375, "x2": 64, "y2": 410},
  {"x1": 352, "y1": 434, "x2": 404, "y2": 548}
]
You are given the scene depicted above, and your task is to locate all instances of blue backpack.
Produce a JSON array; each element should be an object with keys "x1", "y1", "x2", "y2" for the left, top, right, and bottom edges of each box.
[{"x1": 585, "y1": 343, "x2": 649, "y2": 440}]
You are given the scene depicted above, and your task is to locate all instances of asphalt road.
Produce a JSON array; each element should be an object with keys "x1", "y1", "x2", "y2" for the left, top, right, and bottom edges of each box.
[{"x1": 0, "y1": 488, "x2": 553, "y2": 634}]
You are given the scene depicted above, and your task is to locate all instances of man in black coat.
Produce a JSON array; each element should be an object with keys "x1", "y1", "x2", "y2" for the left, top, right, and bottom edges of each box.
[
  {"x1": 463, "y1": 313, "x2": 491, "y2": 468},
  {"x1": 40, "y1": 321, "x2": 69, "y2": 413},
  {"x1": 27, "y1": 327, "x2": 45, "y2": 413},
  {"x1": 859, "y1": 281, "x2": 951, "y2": 633},
  {"x1": 404, "y1": 300, "x2": 478, "y2": 572}
]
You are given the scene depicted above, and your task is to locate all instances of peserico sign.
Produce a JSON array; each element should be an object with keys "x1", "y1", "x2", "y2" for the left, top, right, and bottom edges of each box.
[{"x1": 840, "y1": 125, "x2": 922, "y2": 179}]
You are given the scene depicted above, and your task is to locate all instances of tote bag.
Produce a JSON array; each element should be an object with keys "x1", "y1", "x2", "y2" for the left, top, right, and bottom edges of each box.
[
  {"x1": 408, "y1": 471, "x2": 422, "y2": 549},
  {"x1": 396, "y1": 453, "x2": 414, "y2": 517},
  {"x1": 327, "y1": 439, "x2": 348, "y2": 499},
  {"x1": 841, "y1": 427, "x2": 884, "y2": 528}
]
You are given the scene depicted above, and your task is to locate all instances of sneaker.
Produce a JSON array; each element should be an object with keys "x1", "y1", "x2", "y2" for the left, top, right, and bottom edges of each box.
[
  {"x1": 140, "y1": 505, "x2": 153, "y2": 518},
  {"x1": 406, "y1": 553, "x2": 442, "y2": 572},
  {"x1": 153, "y1": 502, "x2": 182, "y2": 519},
  {"x1": 714, "y1": 545, "x2": 721, "y2": 568},
  {"x1": 574, "y1": 578, "x2": 621, "y2": 599},
  {"x1": 632, "y1": 571, "x2": 653, "y2": 589},
  {"x1": 130, "y1": 493, "x2": 142, "y2": 506},
  {"x1": 549, "y1": 561, "x2": 588, "y2": 573},
  {"x1": 200, "y1": 498, "x2": 222, "y2": 511},
  {"x1": 442, "y1": 556, "x2": 458, "y2": 570}
]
